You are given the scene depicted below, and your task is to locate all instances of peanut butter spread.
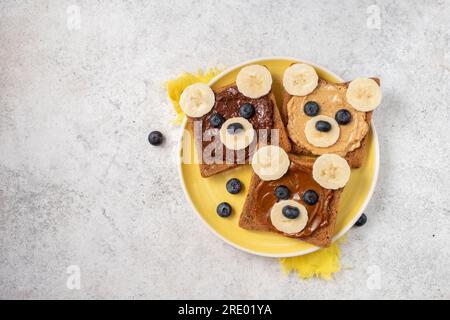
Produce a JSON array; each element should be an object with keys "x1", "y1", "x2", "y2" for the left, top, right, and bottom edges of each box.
[
  {"x1": 287, "y1": 79, "x2": 369, "y2": 156},
  {"x1": 253, "y1": 161, "x2": 333, "y2": 238}
]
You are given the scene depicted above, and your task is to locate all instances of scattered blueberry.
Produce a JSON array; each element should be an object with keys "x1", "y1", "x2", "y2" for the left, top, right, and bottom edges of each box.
[
  {"x1": 282, "y1": 206, "x2": 300, "y2": 219},
  {"x1": 226, "y1": 178, "x2": 242, "y2": 194},
  {"x1": 227, "y1": 122, "x2": 244, "y2": 135},
  {"x1": 209, "y1": 113, "x2": 226, "y2": 128},
  {"x1": 217, "y1": 202, "x2": 232, "y2": 218},
  {"x1": 148, "y1": 131, "x2": 164, "y2": 146},
  {"x1": 335, "y1": 109, "x2": 352, "y2": 125},
  {"x1": 239, "y1": 103, "x2": 256, "y2": 119},
  {"x1": 304, "y1": 101, "x2": 320, "y2": 117},
  {"x1": 315, "y1": 120, "x2": 332, "y2": 132},
  {"x1": 274, "y1": 186, "x2": 290, "y2": 200},
  {"x1": 303, "y1": 190, "x2": 319, "y2": 205},
  {"x1": 355, "y1": 214, "x2": 367, "y2": 227}
]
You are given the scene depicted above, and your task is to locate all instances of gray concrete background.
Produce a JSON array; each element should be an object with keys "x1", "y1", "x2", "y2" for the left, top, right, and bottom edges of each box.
[{"x1": 0, "y1": 0, "x2": 449, "y2": 300}]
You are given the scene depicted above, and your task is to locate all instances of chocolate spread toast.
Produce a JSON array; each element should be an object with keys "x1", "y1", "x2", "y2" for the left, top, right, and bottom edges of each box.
[
  {"x1": 239, "y1": 154, "x2": 342, "y2": 247},
  {"x1": 187, "y1": 84, "x2": 291, "y2": 177}
]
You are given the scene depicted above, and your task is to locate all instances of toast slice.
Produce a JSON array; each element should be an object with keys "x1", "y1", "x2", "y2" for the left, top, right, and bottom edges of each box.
[
  {"x1": 239, "y1": 154, "x2": 343, "y2": 247},
  {"x1": 281, "y1": 78, "x2": 379, "y2": 168},
  {"x1": 187, "y1": 84, "x2": 291, "y2": 178}
]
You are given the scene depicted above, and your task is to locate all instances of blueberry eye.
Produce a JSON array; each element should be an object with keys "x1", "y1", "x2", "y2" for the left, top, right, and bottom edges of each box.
[
  {"x1": 304, "y1": 101, "x2": 320, "y2": 117},
  {"x1": 303, "y1": 190, "x2": 319, "y2": 205},
  {"x1": 274, "y1": 186, "x2": 290, "y2": 200},
  {"x1": 239, "y1": 103, "x2": 255, "y2": 119},
  {"x1": 209, "y1": 113, "x2": 225, "y2": 128},
  {"x1": 335, "y1": 109, "x2": 352, "y2": 125}
]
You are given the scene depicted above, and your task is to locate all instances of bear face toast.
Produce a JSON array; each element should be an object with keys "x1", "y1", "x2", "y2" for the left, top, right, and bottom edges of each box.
[
  {"x1": 240, "y1": 152, "x2": 351, "y2": 247},
  {"x1": 182, "y1": 65, "x2": 291, "y2": 178},
  {"x1": 281, "y1": 63, "x2": 381, "y2": 168}
]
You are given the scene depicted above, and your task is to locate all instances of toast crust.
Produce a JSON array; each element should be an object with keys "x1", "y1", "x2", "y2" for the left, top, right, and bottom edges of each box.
[
  {"x1": 239, "y1": 154, "x2": 343, "y2": 247},
  {"x1": 281, "y1": 78, "x2": 379, "y2": 168},
  {"x1": 187, "y1": 84, "x2": 291, "y2": 178}
]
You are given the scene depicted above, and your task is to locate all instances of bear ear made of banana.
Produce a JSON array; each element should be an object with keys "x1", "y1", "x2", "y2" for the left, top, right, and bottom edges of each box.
[
  {"x1": 283, "y1": 63, "x2": 382, "y2": 112},
  {"x1": 250, "y1": 144, "x2": 351, "y2": 191},
  {"x1": 235, "y1": 64, "x2": 273, "y2": 99}
]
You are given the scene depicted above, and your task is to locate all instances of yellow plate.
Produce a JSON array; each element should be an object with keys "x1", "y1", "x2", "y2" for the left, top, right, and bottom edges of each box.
[{"x1": 178, "y1": 57, "x2": 379, "y2": 258}]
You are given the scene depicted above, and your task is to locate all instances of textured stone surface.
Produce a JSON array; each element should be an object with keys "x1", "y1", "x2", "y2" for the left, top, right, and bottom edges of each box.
[{"x1": 1, "y1": 0, "x2": 449, "y2": 299}]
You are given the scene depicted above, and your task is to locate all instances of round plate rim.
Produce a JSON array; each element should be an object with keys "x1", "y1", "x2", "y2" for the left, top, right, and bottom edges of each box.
[{"x1": 177, "y1": 56, "x2": 380, "y2": 258}]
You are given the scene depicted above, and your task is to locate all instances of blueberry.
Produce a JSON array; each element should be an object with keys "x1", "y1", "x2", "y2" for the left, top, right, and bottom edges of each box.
[
  {"x1": 226, "y1": 178, "x2": 242, "y2": 194},
  {"x1": 227, "y1": 122, "x2": 244, "y2": 135},
  {"x1": 148, "y1": 131, "x2": 164, "y2": 146},
  {"x1": 274, "y1": 186, "x2": 290, "y2": 200},
  {"x1": 282, "y1": 206, "x2": 300, "y2": 219},
  {"x1": 303, "y1": 190, "x2": 319, "y2": 205},
  {"x1": 304, "y1": 101, "x2": 320, "y2": 117},
  {"x1": 355, "y1": 214, "x2": 367, "y2": 227},
  {"x1": 315, "y1": 120, "x2": 332, "y2": 132},
  {"x1": 217, "y1": 202, "x2": 232, "y2": 218},
  {"x1": 335, "y1": 109, "x2": 352, "y2": 125},
  {"x1": 209, "y1": 113, "x2": 225, "y2": 128},
  {"x1": 239, "y1": 103, "x2": 256, "y2": 119}
]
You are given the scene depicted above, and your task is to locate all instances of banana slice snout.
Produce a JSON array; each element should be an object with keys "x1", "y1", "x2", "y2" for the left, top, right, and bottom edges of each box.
[
  {"x1": 346, "y1": 78, "x2": 382, "y2": 112},
  {"x1": 219, "y1": 117, "x2": 255, "y2": 151},
  {"x1": 270, "y1": 200, "x2": 308, "y2": 234},
  {"x1": 305, "y1": 115, "x2": 340, "y2": 148},
  {"x1": 283, "y1": 63, "x2": 319, "y2": 96},
  {"x1": 179, "y1": 83, "x2": 215, "y2": 118},
  {"x1": 236, "y1": 64, "x2": 273, "y2": 99},
  {"x1": 312, "y1": 154, "x2": 351, "y2": 190},
  {"x1": 251, "y1": 145, "x2": 290, "y2": 181}
]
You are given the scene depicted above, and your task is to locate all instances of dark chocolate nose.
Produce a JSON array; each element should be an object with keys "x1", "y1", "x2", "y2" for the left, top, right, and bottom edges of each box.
[{"x1": 315, "y1": 120, "x2": 332, "y2": 132}]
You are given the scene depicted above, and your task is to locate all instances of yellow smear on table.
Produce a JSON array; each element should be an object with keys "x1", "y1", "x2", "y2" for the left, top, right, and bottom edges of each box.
[
  {"x1": 165, "y1": 68, "x2": 223, "y2": 125},
  {"x1": 280, "y1": 236, "x2": 346, "y2": 280},
  {"x1": 165, "y1": 67, "x2": 345, "y2": 280}
]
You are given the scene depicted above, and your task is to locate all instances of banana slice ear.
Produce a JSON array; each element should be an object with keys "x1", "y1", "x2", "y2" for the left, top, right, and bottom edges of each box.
[
  {"x1": 251, "y1": 145, "x2": 290, "y2": 181},
  {"x1": 312, "y1": 154, "x2": 351, "y2": 190},
  {"x1": 236, "y1": 64, "x2": 273, "y2": 99},
  {"x1": 283, "y1": 63, "x2": 319, "y2": 96},
  {"x1": 180, "y1": 83, "x2": 215, "y2": 118},
  {"x1": 346, "y1": 78, "x2": 382, "y2": 112}
]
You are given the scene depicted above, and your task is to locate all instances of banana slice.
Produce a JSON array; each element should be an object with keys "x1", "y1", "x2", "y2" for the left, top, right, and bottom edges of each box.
[
  {"x1": 313, "y1": 154, "x2": 351, "y2": 190},
  {"x1": 346, "y1": 78, "x2": 382, "y2": 112},
  {"x1": 270, "y1": 200, "x2": 308, "y2": 235},
  {"x1": 251, "y1": 145, "x2": 290, "y2": 181},
  {"x1": 179, "y1": 83, "x2": 215, "y2": 118},
  {"x1": 304, "y1": 115, "x2": 340, "y2": 148},
  {"x1": 236, "y1": 64, "x2": 273, "y2": 99},
  {"x1": 219, "y1": 117, "x2": 255, "y2": 150},
  {"x1": 283, "y1": 63, "x2": 319, "y2": 96}
]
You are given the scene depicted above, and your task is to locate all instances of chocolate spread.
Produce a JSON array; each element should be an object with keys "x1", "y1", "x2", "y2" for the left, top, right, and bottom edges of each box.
[
  {"x1": 253, "y1": 162, "x2": 333, "y2": 238},
  {"x1": 198, "y1": 86, "x2": 274, "y2": 162}
]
